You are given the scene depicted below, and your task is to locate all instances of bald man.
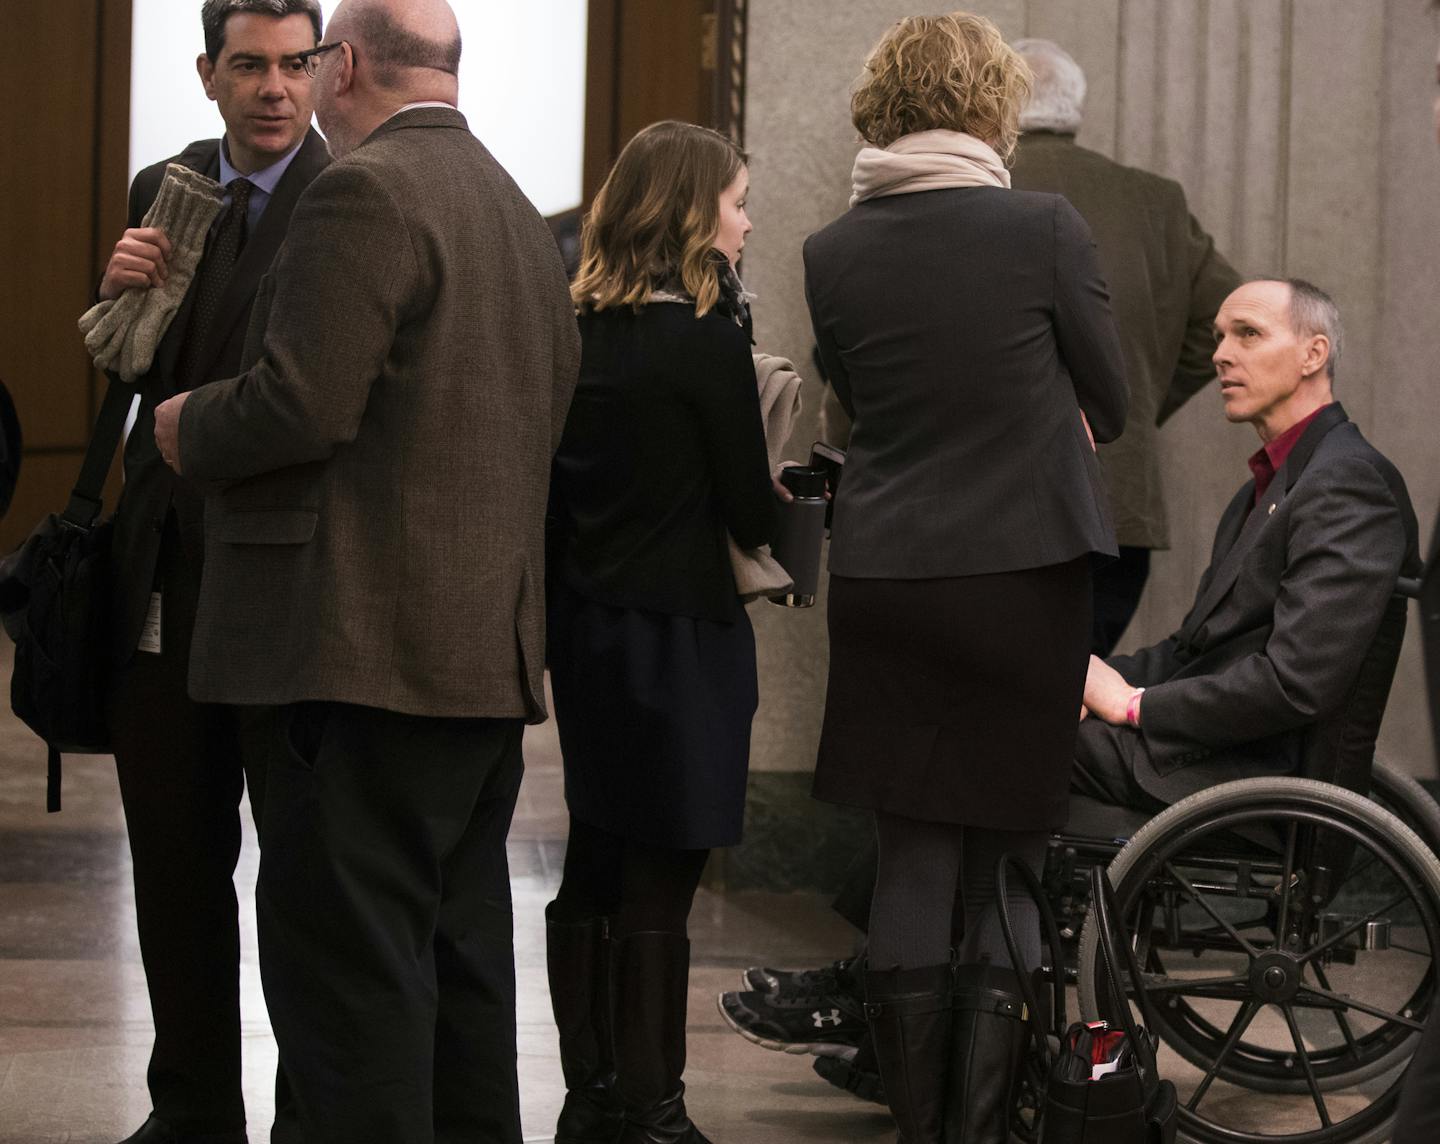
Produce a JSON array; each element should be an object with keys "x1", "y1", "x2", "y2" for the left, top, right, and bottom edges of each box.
[{"x1": 153, "y1": 1, "x2": 580, "y2": 1140}]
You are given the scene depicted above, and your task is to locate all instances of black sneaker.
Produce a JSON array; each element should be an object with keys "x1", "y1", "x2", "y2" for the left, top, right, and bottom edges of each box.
[
  {"x1": 812, "y1": 1033, "x2": 886, "y2": 1106},
  {"x1": 738, "y1": 955, "x2": 859, "y2": 996},
  {"x1": 716, "y1": 984, "x2": 867, "y2": 1058}
]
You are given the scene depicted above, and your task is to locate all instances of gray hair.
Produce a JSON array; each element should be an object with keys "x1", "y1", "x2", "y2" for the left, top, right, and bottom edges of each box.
[
  {"x1": 201, "y1": 0, "x2": 322, "y2": 61},
  {"x1": 1253, "y1": 277, "x2": 1344, "y2": 380},
  {"x1": 349, "y1": 6, "x2": 462, "y2": 88},
  {"x1": 1013, "y1": 38, "x2": 1086, "y2": 134}
]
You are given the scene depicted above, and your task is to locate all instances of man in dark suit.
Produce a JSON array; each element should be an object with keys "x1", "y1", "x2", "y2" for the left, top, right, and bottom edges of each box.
[
  {"x1": 152, "y1": 1, "x2": 580, "y2": 1140},
  {"x1": 100, "y1": 3, "x2": 327, "y2": 1142},
  {"x1": 1010, "y1": 38, "x2": 1241, "y2": 656},
  {"x1": 1075, "y1": 278, "x2": 1420, "y2": 806}
]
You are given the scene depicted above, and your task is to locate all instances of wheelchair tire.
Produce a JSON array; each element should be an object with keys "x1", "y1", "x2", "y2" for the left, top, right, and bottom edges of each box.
[
  {"x1": 1370, "y1": 759, "x2": 1440, "y2": 858},
  {"x1": 1076, "y1": 777, "x2": 1440, "y2": 1144}
]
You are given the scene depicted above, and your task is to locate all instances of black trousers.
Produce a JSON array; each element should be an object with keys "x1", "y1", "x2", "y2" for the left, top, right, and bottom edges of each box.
[
  {"x1": 107, "y1": 517, "x2": 255, "y2": 1137},
  {"x1": 254, "y1": 700, "x2": 526, "y2": 1144},
  {"x1": 1091, "y1": 545, "x2": 1151, "y2": 658}
]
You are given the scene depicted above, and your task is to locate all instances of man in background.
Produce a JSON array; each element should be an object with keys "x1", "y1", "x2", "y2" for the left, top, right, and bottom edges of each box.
[
  {"x1": 153, "y1": 0, "x2": 579, "y2": 1139},
  {"x1": 1010, "y1": 37, "x2": 1241, "y2": 653},
  {"x1": 99, "y1": 3, "x2": 328, "y2": 1141}
]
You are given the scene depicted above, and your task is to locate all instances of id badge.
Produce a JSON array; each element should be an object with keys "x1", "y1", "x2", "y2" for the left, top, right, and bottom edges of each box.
[{"x1": 138, "y1": 592, "x2": 162, "y2": 654}]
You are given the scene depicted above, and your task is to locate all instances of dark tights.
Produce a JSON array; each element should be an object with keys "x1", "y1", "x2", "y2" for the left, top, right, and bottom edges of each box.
[
  {"x1": 552, "y1": 816, "x2": 709, "y2": 937},
  {"x1": 868, "y1": 811, "x2": 1047, "y2": 975}
]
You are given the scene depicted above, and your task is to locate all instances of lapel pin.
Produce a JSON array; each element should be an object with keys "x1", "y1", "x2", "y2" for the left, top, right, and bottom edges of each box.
[{"x1": 1268, "y1": 503, "x2": 1277, "y2": 515}]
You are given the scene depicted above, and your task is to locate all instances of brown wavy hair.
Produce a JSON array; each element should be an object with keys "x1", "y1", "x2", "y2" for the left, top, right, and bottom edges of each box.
[
  {"x1": 851, "y1": 12, "x2": 1033, "y2": 161},
  {"x1": 571, "y1": 121, "x2": 746, "y2": 318}
]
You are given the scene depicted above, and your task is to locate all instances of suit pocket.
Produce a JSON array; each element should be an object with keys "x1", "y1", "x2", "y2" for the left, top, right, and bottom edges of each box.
[{"x1": 215, "y1": 509, "x2": 317, "y2": 544}]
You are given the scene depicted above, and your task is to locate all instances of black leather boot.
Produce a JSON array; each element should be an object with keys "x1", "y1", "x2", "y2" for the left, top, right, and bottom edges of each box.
[
  {"x1": 547, "y1": 903, "x2": 624, "y2": 1144},
  {"x1": 945, "y1": 962, "x2": 1030, "y2": 1144},
  {"x1": 611, "y1": 930, "x2": 712, "y2": 1144},
  {"x1": 863, "y1": 963, "x2": 953, "y2": 1144}
]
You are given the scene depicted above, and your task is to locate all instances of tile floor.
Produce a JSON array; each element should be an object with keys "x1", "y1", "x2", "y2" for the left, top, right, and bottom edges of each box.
[
  {"x1": 0, "y1": 643, "x2": 1417, "y2": 1142},
  {"x1": 0, "y1": 647, "x2": 885, "y2": 1144}
]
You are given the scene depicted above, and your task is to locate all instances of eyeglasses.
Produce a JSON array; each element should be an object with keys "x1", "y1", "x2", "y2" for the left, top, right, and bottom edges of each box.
[{"x1": 297, "y1": 41, "x2": 347, "y2": 78}]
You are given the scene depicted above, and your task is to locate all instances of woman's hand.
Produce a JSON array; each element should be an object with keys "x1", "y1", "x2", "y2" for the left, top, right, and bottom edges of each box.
[{"x1": 772, "y1": 460, "x2": 799, "y2": 502}]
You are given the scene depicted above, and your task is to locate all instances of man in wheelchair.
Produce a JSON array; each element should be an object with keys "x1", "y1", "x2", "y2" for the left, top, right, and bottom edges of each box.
[
  {"x1": 720, "y1": 279, "x2": 1433, "y2": 1138},
  {"x1": 1073, "y1": 276, "x2": 1421, "y2": 813}
]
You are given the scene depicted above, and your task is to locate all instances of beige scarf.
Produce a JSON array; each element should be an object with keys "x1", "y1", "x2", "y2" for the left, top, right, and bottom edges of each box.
[
  {"x1": 729, "y1": 353, "x2": 803, "y2": 601},
  {"x1": 850, "y1": 129, "x2": 1009, "y2": 206}
]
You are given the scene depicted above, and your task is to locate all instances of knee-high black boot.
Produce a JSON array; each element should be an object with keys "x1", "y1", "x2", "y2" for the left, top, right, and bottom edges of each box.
[
  {"x1": 547, "y1": 903, "x2": 624, "y2": 1144},
  {"x1": 864, "y1": 963, "x2": 952, "y2": 1144},
  {"x1": 611, "y1": 931, "x2": 712, "y2": 1144},
  {"x1": 945, "y1": 963, "x2": 1030, "y2": 1144}
]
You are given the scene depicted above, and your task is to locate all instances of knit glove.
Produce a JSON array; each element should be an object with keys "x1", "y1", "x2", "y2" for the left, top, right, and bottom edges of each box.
[{"x1": 78, "y1": 164, "x2": 225, "y2": 382}]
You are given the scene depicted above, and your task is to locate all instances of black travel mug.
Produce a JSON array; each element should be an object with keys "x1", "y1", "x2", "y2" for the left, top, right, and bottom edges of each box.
[{"x1": 768, "y1": 466, "x2": 827, "y2": 608}]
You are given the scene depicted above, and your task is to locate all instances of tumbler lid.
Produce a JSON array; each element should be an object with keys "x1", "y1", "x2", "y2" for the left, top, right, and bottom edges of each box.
[{"x1": 779, "y1": 465, "x2": 827, "y2": 498}]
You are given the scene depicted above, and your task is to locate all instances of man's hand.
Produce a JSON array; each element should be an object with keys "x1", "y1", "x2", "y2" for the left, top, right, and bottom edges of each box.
[
  {"x1": 154, "y1": 391, "x2": 190, "y2": 474},
  {"x1": 1082, "y1": 654, "x2": 1139, "y2": 725},
  {"x1": 99, "y1": 227, "x2": 173, "y2": 301}
]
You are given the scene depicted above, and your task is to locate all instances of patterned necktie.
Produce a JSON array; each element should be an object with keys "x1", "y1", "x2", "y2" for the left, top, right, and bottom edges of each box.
[{"x1": 176, "y1": 177, "x2": 253, "y2": 387}]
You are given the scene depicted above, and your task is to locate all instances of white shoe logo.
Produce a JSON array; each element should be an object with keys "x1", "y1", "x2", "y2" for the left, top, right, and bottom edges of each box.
[{"x1": 812, "y1": 1009, "x2": 843, "y2": 1028}]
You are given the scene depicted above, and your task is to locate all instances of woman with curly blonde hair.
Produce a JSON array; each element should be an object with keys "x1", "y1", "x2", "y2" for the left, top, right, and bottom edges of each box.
[
  {"x1": 805, "y1": 14, "x2": 1127, "y2": 1142},
  {"x1": 546, "y1": 120, "x2": 777, "y2": 1144}
]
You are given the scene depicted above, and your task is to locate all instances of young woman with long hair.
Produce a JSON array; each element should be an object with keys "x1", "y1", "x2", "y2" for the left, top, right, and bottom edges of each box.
[{"x1": 544, "y1": 120, "x2": 778, "y2": 1144}]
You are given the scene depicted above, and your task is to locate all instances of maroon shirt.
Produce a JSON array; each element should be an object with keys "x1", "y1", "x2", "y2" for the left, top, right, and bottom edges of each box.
[{"x1": 1248, "y1": 404, "x2": 1330, "y2": 505}]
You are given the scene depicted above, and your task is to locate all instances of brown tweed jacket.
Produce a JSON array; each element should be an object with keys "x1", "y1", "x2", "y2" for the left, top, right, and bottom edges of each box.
[{"x1": 177, "y1": 107, "x2": 580, "y2": 720}]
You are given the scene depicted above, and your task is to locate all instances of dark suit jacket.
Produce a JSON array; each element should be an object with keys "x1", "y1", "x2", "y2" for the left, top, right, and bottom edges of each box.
[
  {"x1": 1010, "y1": 132, "x2": 1240, "y2": 549},
  {"x1": 1077, "y1": 403, "x2": 1421, "y2": 803},
  {"x1": 177, "y1": 107, "x2": 580, "y2": 721},
  {"x1": 108, "y1": 130, "x2": 330, "y2": 665},
  {"x1": 804, "y1": 186, "x2": 1128, "y2": 579}
]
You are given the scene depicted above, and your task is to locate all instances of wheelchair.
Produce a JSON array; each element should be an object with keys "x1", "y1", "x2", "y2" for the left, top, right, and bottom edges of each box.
[{"x1": 1043, "y1": 576, "x2": 1440, "y2": 1144}]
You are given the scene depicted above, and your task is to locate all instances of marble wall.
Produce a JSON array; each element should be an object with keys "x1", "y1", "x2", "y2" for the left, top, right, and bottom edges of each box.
[{"x1": 741, "y1": 0, "x2": 1440, "y2": 796}]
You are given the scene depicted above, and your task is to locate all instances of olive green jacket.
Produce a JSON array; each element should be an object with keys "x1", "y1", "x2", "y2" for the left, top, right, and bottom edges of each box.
[{"x1": 1010, "y1": 132, "x2": 1240, "y2": 549}]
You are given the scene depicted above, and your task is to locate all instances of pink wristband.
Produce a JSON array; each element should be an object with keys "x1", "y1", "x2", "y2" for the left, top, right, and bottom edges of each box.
[{"x1": 1125, "y1": 688, "x2": 1145, "y2": 727}]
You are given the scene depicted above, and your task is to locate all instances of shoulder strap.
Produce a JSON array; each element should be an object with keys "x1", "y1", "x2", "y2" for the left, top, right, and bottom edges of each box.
[
  {"x1": 61, "y1": 379, "x2": 133, "y2": 528},
  {"x1": 1090, "y1": 865, "x2": 1162, "y2": 1089},
  {"x1": 996, "y1": 852, "x2": 1068, "y2": 1059}
]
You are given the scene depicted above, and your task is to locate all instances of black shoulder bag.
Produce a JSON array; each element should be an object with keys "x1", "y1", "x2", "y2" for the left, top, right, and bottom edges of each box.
[
  {"x1": 0, "y1": 378, "x2": 133, "y2": 810},
  {"x1": 996, "y1": 856, "x2": 1178, "y2": 1144}
]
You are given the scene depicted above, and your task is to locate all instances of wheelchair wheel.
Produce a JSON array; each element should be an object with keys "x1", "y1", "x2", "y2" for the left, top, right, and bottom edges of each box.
[
  {"x1": 1370, "y1": 759, "x2": 1440, "y2": 857},
  {"x1": 1076, "y1": 778, "x2": 1440, "y2": 1144}
]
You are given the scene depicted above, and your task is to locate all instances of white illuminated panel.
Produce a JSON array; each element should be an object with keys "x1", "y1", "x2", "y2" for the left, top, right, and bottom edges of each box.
[{"x1": 128, "y1": 0, "x2": 587, "y2": 217}]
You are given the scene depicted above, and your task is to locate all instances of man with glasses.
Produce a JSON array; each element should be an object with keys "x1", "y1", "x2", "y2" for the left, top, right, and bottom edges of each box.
[
  {"x1": 100, "y1": 3, "x2": 327, "y2": 1143},
  {"x1": 153, "y1": 0, "x2": 580, "y2": 1140}
]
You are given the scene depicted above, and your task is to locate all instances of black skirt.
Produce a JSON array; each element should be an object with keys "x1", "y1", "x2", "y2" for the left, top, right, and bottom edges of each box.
[
  {"x1": 813, "y1": 558, "x2": 1091, "y2": 831},
  {"x1": 548, "y1": 585, "x2": 758, "y2": 849}
]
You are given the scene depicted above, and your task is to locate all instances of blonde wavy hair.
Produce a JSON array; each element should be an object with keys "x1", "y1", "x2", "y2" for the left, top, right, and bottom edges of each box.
[
  {"x1": 851, "y1": 12, "x2": 1033, "y2": 161},
  {"x1": 571, "y1": 121, "x2": 746, "y2": 319}
]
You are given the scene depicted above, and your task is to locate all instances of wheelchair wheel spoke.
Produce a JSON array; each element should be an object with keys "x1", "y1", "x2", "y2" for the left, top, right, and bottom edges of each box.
[
  {"x1": 1163, "y1": 861, "x2": 1261, "y2": 958},
  {"x1": 1294, "y1": 983, "x2": 1426, "y2": 1031},
  {"x1": 1274, "y1": 821, "x2": 1299, "y2": 941},
  {"x1": 1297, "y1": 890, "x2": 1411, "y2": 965},
  {"x1": 1186, "y1": 999, "x2": 1262, "y2": 1111},
  {"x1": 1308, "y1": 962, "x2": 1361, "y2": 1060},
  {"x1": 1280, "y1": 1002, "x2": 1332, "y2": 1127},
  {"x1": 1141, "y1": 973, "x2": 1249, "y2": 998},
  {"x1": 1344, "y1": 851, "x2": 1377, "y2": 883}
]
